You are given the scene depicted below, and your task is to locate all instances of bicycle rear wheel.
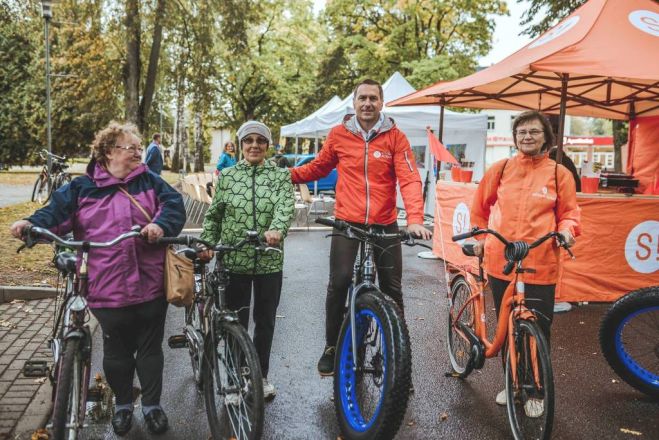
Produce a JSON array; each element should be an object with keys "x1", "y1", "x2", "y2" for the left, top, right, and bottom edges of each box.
[
  {"x1": 334, "y1": 290, "x2": 412, "y2": 440},
  {"x1": 32, "y1": 174, "x2": 50, "y2": 204},
  {"x1": 51, "y1": 338, "x2": 86, "y2": 440},
  {"x1": 447, "y1": 276, "x2": 475, "y2": 376},
  {"x1": 600, "y1": 286, "x2": 659, "y2": 399},
  {"x1": 505, "y1": 319, "x2": 554, "y2": 440},
  {"x1": 203, "y1": 321, "x2": 264, "y2": 440}
]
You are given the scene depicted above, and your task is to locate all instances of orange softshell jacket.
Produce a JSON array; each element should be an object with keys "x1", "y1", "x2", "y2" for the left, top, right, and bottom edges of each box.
[
  {"x1": 471, "y1": 153, "x2": 581, "y2": 284},
  {"x1": 291, "y1": 115, "x2": 424, "y2": 225}
]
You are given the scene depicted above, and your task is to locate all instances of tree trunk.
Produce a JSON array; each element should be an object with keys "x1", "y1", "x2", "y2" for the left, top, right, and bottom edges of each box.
[
  {"x1": 172, "y1": 83, "x2": 185, "y2": 172},
  {"x1": 139, "y1": 0, "x2": 165, "y2": 134},
  {"x1": 124, "y1": 0, "x2": 140, "y2": 125},
  {"x1": 612, "y1": 120, "x2": 628, "y2": 173},
  {"x1": 194, "y1": 112, "x2": 204, "y2": 172}
]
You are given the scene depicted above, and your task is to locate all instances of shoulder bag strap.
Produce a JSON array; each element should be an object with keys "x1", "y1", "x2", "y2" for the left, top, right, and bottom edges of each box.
[{"x1": 117, "y1": 186, "x2": 153, "y2": 223}]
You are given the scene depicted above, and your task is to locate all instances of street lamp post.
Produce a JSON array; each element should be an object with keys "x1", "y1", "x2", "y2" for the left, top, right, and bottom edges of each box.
[{"x1": 42, "y1": 1, "x2": 53, "y2": 172}]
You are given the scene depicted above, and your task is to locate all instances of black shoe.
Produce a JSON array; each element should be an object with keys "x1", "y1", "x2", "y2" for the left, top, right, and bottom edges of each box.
[
  {"x1": 317, "y1": 345, "x2": 336, "y2": 376},
  {"x1": 144, "y1": 408, "x2": 169, "y2": 435},
  {"x1": 111, "y1": 409, "x2": 133, "y2": 436}
]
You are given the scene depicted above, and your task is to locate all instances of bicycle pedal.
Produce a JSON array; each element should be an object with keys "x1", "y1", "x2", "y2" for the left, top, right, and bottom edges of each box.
[
  {"x1": 168, "y1": 334, "x2": 187, "y2": 349},
  {"x1": 22, "y1": 360, "x2": 48, "y2": 377}
]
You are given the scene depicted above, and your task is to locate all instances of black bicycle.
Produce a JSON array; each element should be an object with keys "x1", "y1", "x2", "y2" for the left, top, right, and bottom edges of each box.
[
  {"x1": 599, "y1": 286, "x2": 659, "y2": 399},
  {"x1": 19, "y1": 225, "x2": 141, "y2": 440},
  {"x1": 157, "y1": 231, "x2": 280, "y2": 440},
  {"x1": 315, "y1": 217, "x2": 431, "y2": 440},
  {"x1": 32, "y1": 149, "x2": 71, "y2": 204}
]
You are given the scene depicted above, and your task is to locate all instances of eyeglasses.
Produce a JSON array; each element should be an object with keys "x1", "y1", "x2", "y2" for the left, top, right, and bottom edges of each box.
[
  {"x1": 515, "y1": 129, "x2": 544, "y2": 138},
  {"x1": 242, "y1": 137, "x2": 269, "y2": 146},
  {"x1": 115, "y1": 144, "x2": 143, "y2": 154}
]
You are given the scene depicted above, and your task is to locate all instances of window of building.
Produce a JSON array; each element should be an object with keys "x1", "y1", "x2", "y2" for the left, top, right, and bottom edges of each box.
[{"x1": 487, "y1": 116, "x2": 495, "y2": 130}]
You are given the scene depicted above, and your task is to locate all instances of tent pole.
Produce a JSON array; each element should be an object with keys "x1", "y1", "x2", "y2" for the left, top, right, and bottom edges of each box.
[
  {"x1": 295, "y1": 136, "x2": 299, "y2": 162},
  {"x1": 556, "y1": 73, "x2": 569, "y2": 165},
  {"x1": 314, "y1": 132, "x2": 318, "y2": 195},
  {"x1": 437, "y1": 103, "x2": 446, "y2": 180}
]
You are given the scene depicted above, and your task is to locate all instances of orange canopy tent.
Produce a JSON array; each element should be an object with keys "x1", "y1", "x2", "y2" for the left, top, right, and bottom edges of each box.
[{"x1": 389, "y1": 0, "x2": 659, "y2": 161}]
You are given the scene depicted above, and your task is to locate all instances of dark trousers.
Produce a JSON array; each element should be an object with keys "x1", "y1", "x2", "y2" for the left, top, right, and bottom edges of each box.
[
  {"x1": 325, "y1": 222, "x2": 403, "y2": 346},
  {"x1": 489, "y1": 275, "x2": 555, "y2": 348},
  {"x1": 92, "y1": 296, "x2": 168, "y2": 406},
  {"x1": 226, "y1": 271, "x2": 283, "y2": 378}
]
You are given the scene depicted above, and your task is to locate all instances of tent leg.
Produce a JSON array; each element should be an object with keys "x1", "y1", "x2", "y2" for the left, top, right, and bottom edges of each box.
[
  {"x1": 556, "y1": 73, "x2": 569, "y2": 165},
  {"x1": 314, "y1": 133, "x2": 319, "y2": 196}
]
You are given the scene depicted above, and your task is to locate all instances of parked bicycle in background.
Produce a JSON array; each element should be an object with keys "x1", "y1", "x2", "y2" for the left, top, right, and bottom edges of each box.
[
  {"x1": 18, "y1": 225, "x2": 141, "y2": 440},
  {"x1": 158, "y1": 231, "x2": 280, "y2": 440},
  {"x1": 31, "y1": 149, "x2": 71, "y2": 204}
]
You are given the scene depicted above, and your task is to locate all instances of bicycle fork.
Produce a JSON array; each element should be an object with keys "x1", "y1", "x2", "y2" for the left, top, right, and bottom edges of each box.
[{"x1": 507, "y1": 281, "x2": 542, "y2": 390}]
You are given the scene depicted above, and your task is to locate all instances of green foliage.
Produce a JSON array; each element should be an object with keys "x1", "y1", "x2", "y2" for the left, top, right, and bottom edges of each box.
[{"x1": 519, "y1": 0, "x2": 587, "y2": 38}]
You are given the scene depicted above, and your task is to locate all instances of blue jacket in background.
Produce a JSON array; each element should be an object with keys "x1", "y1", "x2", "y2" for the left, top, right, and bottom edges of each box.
[
  {"x1": 216, "y1": 152, "x2": 236, "y2": 173},
  {"x1": 145, "y1": 142, "x2": 164, "y2": 175}
]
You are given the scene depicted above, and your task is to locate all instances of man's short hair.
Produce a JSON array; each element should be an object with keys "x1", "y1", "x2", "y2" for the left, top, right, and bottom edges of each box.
[
  {"x1": 353, "y1": 79, "x2": 383, "y2": 100},
  {"x1": 153, "y1": 133, "x2": 161, "y2": 141}
]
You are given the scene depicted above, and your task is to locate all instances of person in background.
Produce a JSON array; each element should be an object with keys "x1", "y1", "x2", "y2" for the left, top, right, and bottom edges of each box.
[
  {"x1": 144, "y1": 133, "x2": 164, "y2": 175},
  {"x1": 290, "y1": 78, "x2": 432, "y2": 376},
  {"x1": 199, "y1": 120, "x2": 294, "y2": 401},
  {"x1": 215, "y1": 141, "x2": 237, "y2": 175},
  {"x1": 467, "y1": 110, "x2": 580, "y2": 415},
  {"x1": 11, "y1": 122, "x2": 185, "y2": 436}
]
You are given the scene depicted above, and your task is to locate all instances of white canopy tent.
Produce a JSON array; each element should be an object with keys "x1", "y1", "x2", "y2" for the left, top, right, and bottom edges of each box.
[{"x1": 281, "y1": 72, "x2": 487, "y2": 215}]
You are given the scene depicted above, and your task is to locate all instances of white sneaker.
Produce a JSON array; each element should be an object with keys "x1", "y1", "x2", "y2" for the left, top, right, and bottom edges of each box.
[
  {"x1": 224, "y1": 392, "x2": 240, "y2": 406},
  {"x1": 263, "y1": 379, "x2": 276, "y2": 401},
  {"x1": 524, "y1": 398, "x2": 544, "y2": 418},
  {"x1": 495, "y1": 389, "x2": 507, "y2": 406}
]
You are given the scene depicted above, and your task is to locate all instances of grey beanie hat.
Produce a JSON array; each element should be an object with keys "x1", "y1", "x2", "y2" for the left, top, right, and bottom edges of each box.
[{"x1": 237, "y1": 120, "x2": 272, "y2": 145}]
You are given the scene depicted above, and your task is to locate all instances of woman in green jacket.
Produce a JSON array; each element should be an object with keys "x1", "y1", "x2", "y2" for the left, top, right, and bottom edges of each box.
[{"x1": 199, "y1": 120, "x2": 294, "y2": 400}]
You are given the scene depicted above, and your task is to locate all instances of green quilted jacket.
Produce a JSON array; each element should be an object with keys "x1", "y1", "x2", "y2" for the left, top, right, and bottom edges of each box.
[{"x1": 200, "y1": 160, "x2": 295, "y2": 274}]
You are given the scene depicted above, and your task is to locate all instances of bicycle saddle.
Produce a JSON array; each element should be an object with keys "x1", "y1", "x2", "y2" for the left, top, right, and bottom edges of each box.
[{"x1": 55, "y1": 252, "x2": 77, "y2": 273}]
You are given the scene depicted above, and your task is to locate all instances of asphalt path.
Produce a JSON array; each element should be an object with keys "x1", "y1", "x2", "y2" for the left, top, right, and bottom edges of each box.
[
  {"x1": 0, "y1": 184, "x2": 34, "y2": 207},
  {"x1": 82, "y1": 230, "x2": 658, "y2": 439}
]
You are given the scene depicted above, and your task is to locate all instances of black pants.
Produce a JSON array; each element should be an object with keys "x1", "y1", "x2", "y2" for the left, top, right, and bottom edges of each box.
[
  {"x1": 92, "y1": 296, "x2": 168, "y2": 406},
  {"x1": 226, "y1": 271, "x2": 283, "y2": 378},
  {"x1": 325, "y1": 221, "x2": 403, "y2": 346},
  {"x1": 489, "y1": 275, "x2": 555, "y2": 348}
]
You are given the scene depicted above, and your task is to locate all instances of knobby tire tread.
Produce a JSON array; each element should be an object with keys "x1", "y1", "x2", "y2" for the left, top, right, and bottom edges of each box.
[
  {"x1": 51, "y1": 338, "x2": 80, "y2": 439},
  {"x1": 599, "y1": 286, "x2": 659, "y2": 399}
]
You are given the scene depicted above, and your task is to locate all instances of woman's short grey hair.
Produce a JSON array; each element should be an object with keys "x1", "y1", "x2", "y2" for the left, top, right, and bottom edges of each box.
[{"x1": 512, "y1": 111, "x2": 555, "y2": 152}]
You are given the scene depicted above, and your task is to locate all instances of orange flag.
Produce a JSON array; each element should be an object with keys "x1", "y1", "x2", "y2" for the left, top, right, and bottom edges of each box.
[{"x1": 427, "y1": 127, "x2": 459, "y2": 164}]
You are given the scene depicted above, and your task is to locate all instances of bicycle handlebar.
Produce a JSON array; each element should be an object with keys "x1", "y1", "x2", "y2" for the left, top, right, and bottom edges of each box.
[
  {"x1": 155, "y1": 231, "x2": 283, "y2": 255},
  {"x1": 315, "y1": 217, "x2": 431, "y2": 248},
  {"x1": 40, "y1": 149, "x2": 67, "y2": 162},
  {"x1": 20, "y1": 225, "x2": 141, "y2": 251}
]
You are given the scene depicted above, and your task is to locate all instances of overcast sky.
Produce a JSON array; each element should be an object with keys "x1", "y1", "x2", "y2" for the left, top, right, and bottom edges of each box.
[{"x1": 312, "y1": 0, "x2": 534, "y2": 66}]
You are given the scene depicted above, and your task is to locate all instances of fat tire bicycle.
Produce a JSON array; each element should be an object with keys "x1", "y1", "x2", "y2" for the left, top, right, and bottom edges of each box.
[
  {"x1": 31, "y1": 149, "x2": 71, "y2": 204},
  {"x1": 599, "y1": 285, "x2": 659, "y2": 399},
  {"x1": 157, "y1": 231, "x2": 280, "y2": 440},
  {"x1": 447, "y1": 227, "x2": 575, "y2": 440},
  {"x1": 19, "y1": 225, "x2": 141, "y2": 440},
  {"x1": 316, "y1": 217, "x2": 431, "y2": 440}
]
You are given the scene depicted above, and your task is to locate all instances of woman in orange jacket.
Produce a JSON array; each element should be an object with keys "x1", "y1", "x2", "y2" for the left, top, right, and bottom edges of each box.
[{"x1": 469, "y1": 110, "x2": 581, "y2": 407}]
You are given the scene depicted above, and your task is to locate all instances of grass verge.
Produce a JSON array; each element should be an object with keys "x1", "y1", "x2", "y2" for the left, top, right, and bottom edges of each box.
[{"x1": 0, "y1": 202, "x2": 58, "y2": 287}]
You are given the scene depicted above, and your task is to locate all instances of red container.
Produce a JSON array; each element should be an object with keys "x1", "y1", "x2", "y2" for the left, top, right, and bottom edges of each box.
[
  {"x1": 460, "y1": 169, "x2": 474, "y2": 183},
  {"x1": 451, "y1": 166, "x2": 462, "y2": 182},
  {"x1": 581, "y1": 176, "x2": 600, "y2": 193}
]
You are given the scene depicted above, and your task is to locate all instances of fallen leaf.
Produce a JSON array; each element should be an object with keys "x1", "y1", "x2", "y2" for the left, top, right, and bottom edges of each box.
[
  {"x1": 276, "y1": 315, "x2": 285, "y2": 318},
  {"x1": 612, "y1": 379, "x2": 619, "y2": 383},
  {"x1": 407, "y1": 420, "x2": 415, "y2": 427},
  {"x1": 415, "y1": 317, "x2": 425, "y2": 321},
  {"x1": 620, "y1": 428, "x2": 642, "y2": 436},
  {"x1": 10, "y1": 299, "x2": 25, "y2": 305},
  {"x1": 34, "y1": 377, "x2": 47, "y2": 384},
  {"x1": 0, "y1": 320, "x2": 17, "y2": 329},
  {"x1": 579, "y1": 321, "x2": 585, "y2": 325},
  {"x1": 440, "y1": 412, "x2": 449, "y2": 421},
  {"x1": 30, "y1": 428, "x2": 49, "y2": 439}
]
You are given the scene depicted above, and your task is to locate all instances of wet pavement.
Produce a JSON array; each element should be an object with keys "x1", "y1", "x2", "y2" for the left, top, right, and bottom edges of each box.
[{"x1": 80, "y1": 231, "x2": 658, "y2": 439}]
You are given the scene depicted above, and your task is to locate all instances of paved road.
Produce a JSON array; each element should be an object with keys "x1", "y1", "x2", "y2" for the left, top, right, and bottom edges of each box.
[
  {"x1": 82, "y1": 231, "x2": 658, "y2": 439},
  {"x1": 0, "y1": 184, "x2": 34, "y2": 208}
]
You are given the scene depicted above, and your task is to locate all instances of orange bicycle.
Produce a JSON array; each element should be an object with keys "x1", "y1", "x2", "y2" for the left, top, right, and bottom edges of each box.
[{"x1": 446, "y1": 227, "x2": 574, "y2": 440}]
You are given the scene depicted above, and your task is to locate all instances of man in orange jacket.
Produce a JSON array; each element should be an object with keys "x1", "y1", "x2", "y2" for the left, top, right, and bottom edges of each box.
[{"x1": 291, "y1": 79, "x2": 432, "y2": 375}]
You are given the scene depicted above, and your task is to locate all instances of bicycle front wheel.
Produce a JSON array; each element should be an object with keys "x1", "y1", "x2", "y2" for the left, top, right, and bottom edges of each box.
[
  {"x1": 505, "y1": 319, "x2": 554, "y2": 440},
  {"x1": 600, "y1": 286, "x2": 659, "y2": 399},
  {"x1": 203, "y1": 321, "x2": 264, "y2": 440},
  {"x1": 447, "y1": 276, "x2": 475, "y2": 376},
  {"x1": 32, "y1": 174, "x2": 50, "y2": 204},
  {"x1": 334, "y1": 290, "x2": 412, "y2": 440},
  {"x1": 51, "y1": 338, "x2": 86, "y2": 440}
]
